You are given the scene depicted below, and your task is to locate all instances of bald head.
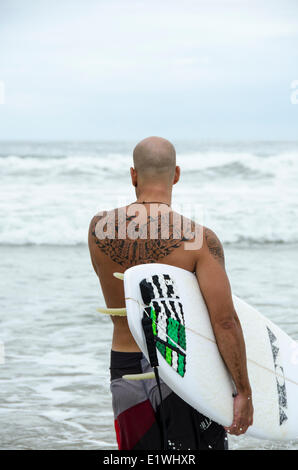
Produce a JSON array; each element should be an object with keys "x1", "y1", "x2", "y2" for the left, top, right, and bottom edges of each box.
[{"x1": 133, "y1": 136, "x2": 176, "y2": 183}]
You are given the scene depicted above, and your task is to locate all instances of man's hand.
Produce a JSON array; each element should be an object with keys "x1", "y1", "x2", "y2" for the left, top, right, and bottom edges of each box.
[{"x1": 224, "y1": 392, "x2": 254, "y2": 436}]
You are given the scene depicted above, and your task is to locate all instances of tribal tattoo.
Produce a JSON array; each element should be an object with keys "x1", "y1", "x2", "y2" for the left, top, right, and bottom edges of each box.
[
  {"x1": 204, "y1": 227, "x2": 225, "y2": 267},
  {"x1": 90, "y1": 209, "x2": 195, "y2": 268}
]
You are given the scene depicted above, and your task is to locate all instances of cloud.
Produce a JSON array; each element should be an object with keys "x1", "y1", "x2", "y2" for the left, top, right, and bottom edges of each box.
[{"x1": 0, "y1": 0, "x2": 297, "y2": 139}]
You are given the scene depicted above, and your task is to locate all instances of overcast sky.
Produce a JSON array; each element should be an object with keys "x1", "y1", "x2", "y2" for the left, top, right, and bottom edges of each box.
[{"x1": 0, "y1": 0, "x2": 297, "y2": 140}]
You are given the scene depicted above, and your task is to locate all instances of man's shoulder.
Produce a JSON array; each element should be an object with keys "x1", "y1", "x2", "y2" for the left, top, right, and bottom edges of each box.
[
  {"x1": 200, "y1": 226, "x2": 225, "y2": 267},
  {"x1": 89, "y1": 207, "x2": 118, "y2": 227}
]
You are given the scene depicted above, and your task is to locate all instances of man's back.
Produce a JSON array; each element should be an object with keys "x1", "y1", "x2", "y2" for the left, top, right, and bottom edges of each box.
[
  {"x1": 88, "y1": 136, "x2": 253, "y2": 447},
  {"x1": 88, "y1": 203, "x2": 201, "y2": 352}
]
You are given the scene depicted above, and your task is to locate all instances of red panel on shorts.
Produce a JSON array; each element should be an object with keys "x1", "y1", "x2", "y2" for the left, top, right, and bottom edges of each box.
[{"x1": 114, "y1": 399, "x2": 156, "y2": 450}]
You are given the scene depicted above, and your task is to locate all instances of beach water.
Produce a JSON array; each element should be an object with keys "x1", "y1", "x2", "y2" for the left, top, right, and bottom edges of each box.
[{"x1": 0, "y1": 141, "x2": 298, "y2": 450}]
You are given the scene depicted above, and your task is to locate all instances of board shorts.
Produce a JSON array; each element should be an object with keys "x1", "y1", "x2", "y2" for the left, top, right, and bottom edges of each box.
[{"x1": 110, "y1": 350, "x2": 228, "y2": 450}]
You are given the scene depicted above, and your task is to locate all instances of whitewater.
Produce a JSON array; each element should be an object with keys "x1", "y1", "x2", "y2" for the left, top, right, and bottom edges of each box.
[{"x1": 0, "y1": 140, "x2": 298, "y2": 450}]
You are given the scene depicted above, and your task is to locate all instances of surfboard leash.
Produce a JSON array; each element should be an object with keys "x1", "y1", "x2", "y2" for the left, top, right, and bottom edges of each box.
[{"x1": 142, "y1": 308, "x2": 168, "y2": 451}]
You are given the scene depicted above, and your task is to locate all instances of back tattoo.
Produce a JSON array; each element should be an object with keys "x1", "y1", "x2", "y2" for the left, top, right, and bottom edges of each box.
[{"x1": 90, "y1": 208, "x2": 194, "y2": 268}]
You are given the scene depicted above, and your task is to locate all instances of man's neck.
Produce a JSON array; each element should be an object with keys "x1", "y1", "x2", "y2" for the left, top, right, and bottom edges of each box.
[{"x1": 135, "y1": 187, "x2": 172, "y2": 206}]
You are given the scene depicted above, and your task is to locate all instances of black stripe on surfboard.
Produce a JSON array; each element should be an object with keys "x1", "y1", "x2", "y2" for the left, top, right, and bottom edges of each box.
[{"x1": 154, "y1": 335, "x2": 186, "y2": 358}]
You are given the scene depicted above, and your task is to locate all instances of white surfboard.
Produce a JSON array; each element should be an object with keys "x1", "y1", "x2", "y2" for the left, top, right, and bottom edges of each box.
[{"x1": 124, "y1": 263, "x2": 298, "y2": 441}]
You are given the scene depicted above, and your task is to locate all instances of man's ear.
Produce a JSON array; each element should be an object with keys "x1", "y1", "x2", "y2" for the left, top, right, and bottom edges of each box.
[
  {"x1": 173, "y1": 166, "x2": 180, "y2": 185},
  {"x1": 130, "y1": 167, "x2": 137, "y2": 187}
]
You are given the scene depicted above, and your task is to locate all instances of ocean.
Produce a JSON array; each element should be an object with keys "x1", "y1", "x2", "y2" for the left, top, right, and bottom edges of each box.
[{"x1": 0, "y1": 140, "x2": 298, "y2": 450}]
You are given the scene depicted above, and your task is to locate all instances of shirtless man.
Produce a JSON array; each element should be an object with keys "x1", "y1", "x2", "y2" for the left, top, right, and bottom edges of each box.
[{"x1": 88, "y1": 136, "x2": 253, "y2": 450}]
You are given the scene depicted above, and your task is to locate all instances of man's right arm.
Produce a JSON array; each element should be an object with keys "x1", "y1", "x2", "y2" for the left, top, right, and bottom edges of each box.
[{"x1": 195, "y1": 227, "x2": 253, "y2": 436}]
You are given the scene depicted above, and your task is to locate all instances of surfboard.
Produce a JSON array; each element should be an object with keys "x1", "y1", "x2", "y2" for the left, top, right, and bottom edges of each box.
[{"x1": 123, "y1": 263, "x2": 298, "y2": 441}]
